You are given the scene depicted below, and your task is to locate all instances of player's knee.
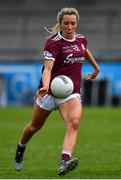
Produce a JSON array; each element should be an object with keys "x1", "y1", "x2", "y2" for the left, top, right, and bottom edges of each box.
[
  {"x1": 29, "y1": 124, "x2": 40, "y2": 134},
  {"x1": 68, "y1": 117, "x2": 80, "y2": 130}
]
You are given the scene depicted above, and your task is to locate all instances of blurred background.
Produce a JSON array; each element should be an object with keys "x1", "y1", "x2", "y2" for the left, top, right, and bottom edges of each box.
[{"x1": 0, "y1": 0, "x2": 121, "y2": 107}]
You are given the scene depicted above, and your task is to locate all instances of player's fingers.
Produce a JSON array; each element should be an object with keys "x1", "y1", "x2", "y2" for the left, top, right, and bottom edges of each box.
[
  {"x1": 36, "y1": 87, "x2": 48, "y2": 98},
  {"x1": 86, "y1": 72, "x2": 98, "y2": 80},
  {"x1": 85, "y1": 74, "x2": 91, "y2": 80}
]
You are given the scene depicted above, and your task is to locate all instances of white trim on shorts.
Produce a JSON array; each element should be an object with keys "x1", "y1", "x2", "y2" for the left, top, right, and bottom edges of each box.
[{"x1": 35, "y1": 93, "x2": 82, "y2": 111}]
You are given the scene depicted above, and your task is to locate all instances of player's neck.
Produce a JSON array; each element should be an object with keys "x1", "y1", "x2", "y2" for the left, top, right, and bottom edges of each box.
[{"x1": 58, "y1": 31, "x2": 76, "y2": 42}]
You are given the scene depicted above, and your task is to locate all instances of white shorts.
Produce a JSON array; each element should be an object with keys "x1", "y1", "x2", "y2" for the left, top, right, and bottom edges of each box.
[{"x1": 35, "y1": 93, "x2": 82, "y2": 111}]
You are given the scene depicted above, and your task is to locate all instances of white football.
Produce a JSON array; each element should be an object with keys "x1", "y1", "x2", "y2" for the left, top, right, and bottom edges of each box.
[{"x1": 50, "y1": 75, "x2": 74, "y2": 98}]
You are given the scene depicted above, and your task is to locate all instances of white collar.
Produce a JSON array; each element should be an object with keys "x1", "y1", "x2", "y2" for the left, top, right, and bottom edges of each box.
[{"x1": 58, "y1": 32, "x2": 76, "y2": 42}]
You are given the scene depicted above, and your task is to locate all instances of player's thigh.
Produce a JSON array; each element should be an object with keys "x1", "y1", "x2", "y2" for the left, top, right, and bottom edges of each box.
[
  {"x1": 31, "y1": 104, "x2": 51, "y2": 128},
  {"x1": 58, "y1": 98, "x2": 83, "y2": 123}
]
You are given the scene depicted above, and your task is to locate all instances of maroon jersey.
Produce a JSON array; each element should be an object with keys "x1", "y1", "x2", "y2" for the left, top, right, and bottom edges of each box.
[{"x1": 42, "y1": 31, "x2": 87, "y2": 94}]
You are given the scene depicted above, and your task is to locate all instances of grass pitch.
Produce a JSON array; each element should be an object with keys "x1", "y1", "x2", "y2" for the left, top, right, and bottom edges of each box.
[{"x1": 0, "y1": 106, "x2": 121, "y2": 179}]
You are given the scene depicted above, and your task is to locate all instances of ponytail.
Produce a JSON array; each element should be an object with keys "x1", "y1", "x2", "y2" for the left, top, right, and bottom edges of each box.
[
  {"x1": 44, "y1": 23, "x2": 60, "y2": 37},
  {"x1": 51, "y1": 23, "x2": 60, "y2": 36}
]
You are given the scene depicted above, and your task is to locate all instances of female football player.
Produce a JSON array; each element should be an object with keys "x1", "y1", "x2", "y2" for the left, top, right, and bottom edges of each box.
[{"x1": 14, "y1": 7, "x2": 100, "y2": 175}]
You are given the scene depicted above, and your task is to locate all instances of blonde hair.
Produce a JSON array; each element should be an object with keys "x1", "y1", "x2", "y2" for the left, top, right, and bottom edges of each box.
[{"x1": 45, "y1": 7, "x2": 79, "y2": 36}]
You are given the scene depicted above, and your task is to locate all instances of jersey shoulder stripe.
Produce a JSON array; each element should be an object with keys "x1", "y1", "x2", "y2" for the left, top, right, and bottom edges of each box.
[
  {"x1": 76, "y1": 34, "x2": 85, "y2": 39},
  {"x1": 52, "y1": 34, "x2": 62, "y2": 41}
]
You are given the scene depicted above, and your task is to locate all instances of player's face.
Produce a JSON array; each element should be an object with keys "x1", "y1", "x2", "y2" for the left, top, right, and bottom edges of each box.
[{"x1": 60, "y1": 14, "x2": 77, "y2": 39}]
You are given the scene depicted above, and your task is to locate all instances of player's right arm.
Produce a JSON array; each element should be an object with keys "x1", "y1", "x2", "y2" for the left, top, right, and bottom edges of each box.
[
  {"x1": 36, "y1": 59, "x2": 54, "y2": 98},
  {"x1": 37, "y1": 36, "x2": 59, "y2": 98},
  {"x1": 42, "y1": 59, "x2": 54, "y2": 90}
]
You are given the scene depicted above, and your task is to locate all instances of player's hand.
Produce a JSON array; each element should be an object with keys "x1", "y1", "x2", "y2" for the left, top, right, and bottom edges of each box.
[
  {"x1": 86, "y1": 70, "x2": 99, "y2": 80},
  {"x1": 36, "y1": 87, "x2": 48, "y2": 99}
]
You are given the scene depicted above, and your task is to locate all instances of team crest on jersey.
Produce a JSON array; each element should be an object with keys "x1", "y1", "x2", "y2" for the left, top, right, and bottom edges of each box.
[
  {"x1": 63, "y1": 45, "x2": 81, "y2": 53},
  {"x1": 71, "y1": 45, "x2": 80, "y2": 51}
]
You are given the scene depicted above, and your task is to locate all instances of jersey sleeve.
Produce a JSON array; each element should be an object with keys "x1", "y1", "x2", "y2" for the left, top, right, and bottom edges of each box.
[
  {"x1": 44, "y1": 38, "x2": 60, "y2": 61},
  {"x1": 77, "y1": 34, "x2": 88, "y2": 50},
  {"x1": 82, "y1": 37, "x2": 87, "y2": 49}
]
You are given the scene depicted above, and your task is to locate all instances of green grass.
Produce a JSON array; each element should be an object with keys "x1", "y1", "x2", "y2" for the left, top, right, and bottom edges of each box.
[{"x1": 0, "y1": 106, "x2": 121, "y2": 179}]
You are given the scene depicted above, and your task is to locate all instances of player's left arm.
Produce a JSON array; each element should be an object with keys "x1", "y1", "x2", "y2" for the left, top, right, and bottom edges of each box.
[{"x1": 85, "y1": 49, "x2": 100, "y2": 80}]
